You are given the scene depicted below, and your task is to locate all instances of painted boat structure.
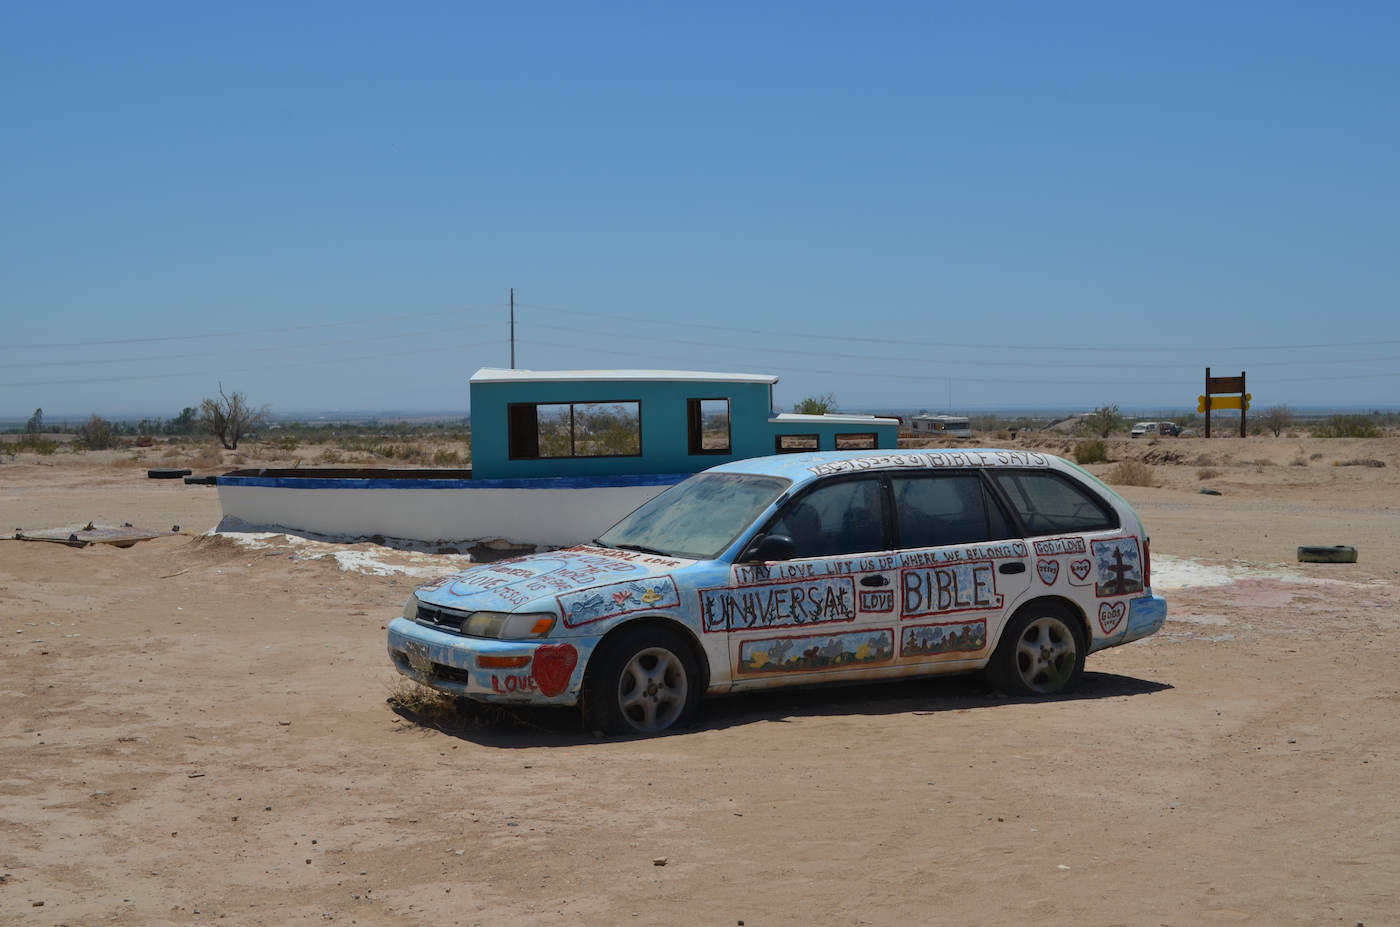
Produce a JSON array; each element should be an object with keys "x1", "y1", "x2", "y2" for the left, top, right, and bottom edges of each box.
[
  {"x1": 211, "y1": 368, "x2": 901, "y2": 547},
  {"x1": 214, "y1": 469, "x2": 686, "y2": 548}
]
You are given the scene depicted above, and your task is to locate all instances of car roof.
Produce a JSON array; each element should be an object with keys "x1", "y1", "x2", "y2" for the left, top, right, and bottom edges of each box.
[{"x1": 704, "y1": 448, "x2": 1067, "y2": 488}]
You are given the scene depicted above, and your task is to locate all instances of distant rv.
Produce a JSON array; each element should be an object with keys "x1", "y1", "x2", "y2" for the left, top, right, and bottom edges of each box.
[{"x1": 909, "y1": 414, "x2": 972, "y2": 438}]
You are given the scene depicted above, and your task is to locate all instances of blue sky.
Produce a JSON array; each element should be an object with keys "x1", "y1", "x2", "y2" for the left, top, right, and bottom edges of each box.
[{"x1": 2, "y1": 2, "x2": 1397, "y2": 419}]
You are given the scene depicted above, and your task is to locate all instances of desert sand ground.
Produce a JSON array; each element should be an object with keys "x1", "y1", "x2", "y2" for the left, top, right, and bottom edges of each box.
[{"x1": 2, "y1": 435, "x2": 1398, "y2": 927}]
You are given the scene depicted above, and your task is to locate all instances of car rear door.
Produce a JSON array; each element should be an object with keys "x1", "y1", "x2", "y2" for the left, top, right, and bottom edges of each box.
[
  {"x1": 987, "y1": 468, "x2": 1129, "y2": 648},
  {"x1": 889, "y1": 470, "x2": 1033, "y2": 667}
]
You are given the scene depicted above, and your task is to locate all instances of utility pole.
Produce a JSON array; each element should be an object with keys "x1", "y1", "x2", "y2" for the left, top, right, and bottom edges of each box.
[{"x1": 510, "y1": 288, "x2": 515, "y2": 369}]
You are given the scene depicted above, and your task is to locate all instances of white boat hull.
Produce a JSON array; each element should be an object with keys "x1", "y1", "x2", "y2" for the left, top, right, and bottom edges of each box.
[{"x1": 213, "y1": 472, "x2": 686, "y2": 547}]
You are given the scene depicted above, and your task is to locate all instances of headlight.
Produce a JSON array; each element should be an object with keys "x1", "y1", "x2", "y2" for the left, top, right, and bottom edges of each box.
[
  {"x1": 402, "y1": 594, "x2": 419, "y2": 620},
  {"x1": 461, "y1": 611, "x2": 556, "y2": 640}
]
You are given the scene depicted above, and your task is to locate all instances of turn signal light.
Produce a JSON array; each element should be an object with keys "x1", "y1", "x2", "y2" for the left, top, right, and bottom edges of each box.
[{"x1": 477, "y1": 655, "x2": 532, "y2": 669}]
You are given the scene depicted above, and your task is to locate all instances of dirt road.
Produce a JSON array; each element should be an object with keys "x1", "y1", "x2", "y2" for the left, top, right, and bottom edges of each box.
[{"x1": 2, "y1": 442, "x2": 1397, "y2": 926}]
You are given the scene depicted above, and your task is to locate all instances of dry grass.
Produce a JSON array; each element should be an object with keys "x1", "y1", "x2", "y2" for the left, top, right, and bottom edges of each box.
[
  {"x1": 1107, "y1": 460, "x2": 1156, "y2": 486},
  {"x1": 1337, "y1": 458, "x2": 1386, "y2": 468},
  {"x1": 385, "y1": 650, "x2": 462, "y2": 724},
  {"x1": 431, "y1": 448, "x2": 464, "y2": 467},
  {"x1": 1290, "y1": 457, "x2": 1308, "y2": 467},
  {"x1": 1197, "y1": 467, "x2": 1220, "y2": 480}
]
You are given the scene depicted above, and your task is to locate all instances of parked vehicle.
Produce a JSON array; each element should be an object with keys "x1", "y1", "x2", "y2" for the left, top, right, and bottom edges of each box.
[{"x1": 388, "y1": 449, "x2": 1167, "y2": 733}]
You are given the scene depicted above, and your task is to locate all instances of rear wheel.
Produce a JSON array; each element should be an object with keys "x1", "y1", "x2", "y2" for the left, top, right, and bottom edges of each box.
[
  {"x1": 585, "y1": 626, "x2": 700, "y2": 735},
  {"x1": 986, "y1": 604, "x2": 1086, "y2": 696}
]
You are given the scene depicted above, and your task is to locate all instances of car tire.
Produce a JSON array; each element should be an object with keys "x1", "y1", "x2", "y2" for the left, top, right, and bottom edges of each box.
[
  {"x1": 584, "y1": 625, "x2": 700, "y2": 735},
  {"x1": 985, "y1": 603, "x2": 1086, "y2": 697},
  {"x1": 1297, "y1": 545, "x2": 1358, "y2": 563}
]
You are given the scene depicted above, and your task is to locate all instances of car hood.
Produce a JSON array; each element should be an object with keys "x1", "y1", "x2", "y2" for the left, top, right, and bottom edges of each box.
[{"x1": 413, "y1": 545, "x2": 696, "y2": 614}]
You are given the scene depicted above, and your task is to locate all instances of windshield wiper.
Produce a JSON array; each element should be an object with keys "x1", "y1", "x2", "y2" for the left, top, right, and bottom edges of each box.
[{"x1": 608, "y1": 542, "x2": 673, "y2": 557}]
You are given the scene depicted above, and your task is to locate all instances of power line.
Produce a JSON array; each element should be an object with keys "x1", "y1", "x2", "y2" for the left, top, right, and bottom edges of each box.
[
  {"x1": 0, "y1": 339, "x2": 509, "y2": 388},
  {"x1": 517, "y1": 337, "x2": 1400, "y2": 386},
  {"x1": 2, "y1": 321, "x2": 506, "y2": 370},
  {"x1": 528, "y1": 320, "x2": 1400, "y2": 371},
  {"x1": 0, "y1": 302, "x2": 505, "y2": 351},
  {"x1": 517, "y1": 301, "x2": 1400, "y2": 354}
]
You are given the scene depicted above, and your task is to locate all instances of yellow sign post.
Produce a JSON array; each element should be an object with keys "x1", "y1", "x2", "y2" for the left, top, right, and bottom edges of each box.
[{"x1": 1198, "y1": 368, "x2": 1250, "y2": 438}]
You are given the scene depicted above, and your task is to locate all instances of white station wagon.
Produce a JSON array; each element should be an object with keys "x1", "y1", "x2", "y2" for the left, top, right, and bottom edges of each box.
[{"x1": 388, "y1": 449, "x2": 1167, "y2": 733}]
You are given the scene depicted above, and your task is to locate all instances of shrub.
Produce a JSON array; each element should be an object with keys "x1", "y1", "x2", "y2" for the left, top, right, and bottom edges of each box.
[
  {"x1": 14, "y1": 433, "x2": 58, "y2": 455},
  {"x1": 1107, "y1": 460, "x2": 1155, "y2": 486},
  {"x1": 198, "y1": 383, "x2": 269, "y2": 450},
  {"x1": 1197, "y1": 467, "x2": 1219, "y2": 480},
  {"x1": 1290, "y1": 457, "x2": 1307, "y2": 467},
  {"x1": 1313, "y1": 414, "x2": 1381, "y2": 438},
  {"x1": 1258, "y1": 405, "x2": 1295, "y2": 437},
  {"x1": 432, "y1": 448, "x2": 463, "y2": 467},
  {"x1": 1082, "y1": 404, "x2": 1122, "y2": 438},
  {"x1": 76, "y1": 415, "x2": 119, "y2": 450},
  {"x1": 1073, "y1": 438, "x2": 1108, "y2": 464},
  {"x1": 1337, "y1": 458, "x2": 1386, "y2": 468},
  {"x1": 793, "y1": 392, "x2": 838, "y2": 415}
]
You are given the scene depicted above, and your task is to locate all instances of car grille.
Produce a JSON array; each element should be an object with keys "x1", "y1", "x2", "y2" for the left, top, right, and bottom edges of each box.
[
  {"x1": 431, "y1": 662, "x2": 472, "y2": 685},
  {"x1": 416, "y1": 604, "x2": 470, "y2": 634}
]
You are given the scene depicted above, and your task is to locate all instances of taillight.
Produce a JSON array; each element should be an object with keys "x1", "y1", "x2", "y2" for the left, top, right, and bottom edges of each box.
[{"x1": 1144, "y1": 538, "x2": 1151, "y2": 590}]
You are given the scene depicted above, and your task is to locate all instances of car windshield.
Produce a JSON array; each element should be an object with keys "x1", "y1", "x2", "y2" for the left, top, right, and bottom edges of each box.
[{"x1": 597, "y1": 472, "x2": 792, "y2": 560}]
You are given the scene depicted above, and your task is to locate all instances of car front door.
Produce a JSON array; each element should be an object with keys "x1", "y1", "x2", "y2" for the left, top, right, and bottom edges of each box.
[
  {"x1": 705, "y1": 474, "x2": 900, "y2": 689},
  {"x1": 890, "y1": 471, "x2": 1033, "y2": 668}
]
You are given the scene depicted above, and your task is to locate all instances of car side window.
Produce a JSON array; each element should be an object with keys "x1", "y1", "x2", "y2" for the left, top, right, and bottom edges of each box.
[
  {"x1": 891, "y1": 474, "x2": 989, "y2": 548},
  {"x1": 766, "y1": 476, "x2": 885, "y2": 559},
  {"x1": 992, "y1": 471, "x2": 1116, "y2": 535}
]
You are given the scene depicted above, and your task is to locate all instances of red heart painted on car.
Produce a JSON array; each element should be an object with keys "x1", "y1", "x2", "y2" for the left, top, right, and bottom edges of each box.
[
  {"x1": 1070, "y1": 559, "x2": 1092, "y2": 582},
  {"x1": 1098, "y1": 601, "x2": 1126, "y2": 634},
  {"x1": 1037, "y1": 559, "x2": 1059, "y2": 585},
  {"x1": 532, "y1": 644, "x2": 578, "y2": 698}
]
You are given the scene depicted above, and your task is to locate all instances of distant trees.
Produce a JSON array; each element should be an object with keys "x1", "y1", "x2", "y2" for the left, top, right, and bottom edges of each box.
[
  {"x1": 25, "y1": 408, "x2": 42, "y2": 434},
  {"x1": 198, "y1": 384, "x2": 269, "y2": 450},
  {"x1": 793, "y1": 393, "x2": 838, "y2": 415},
  {"x1": 1258, "y1": 405, "x2": 1294, "y2": 438}
]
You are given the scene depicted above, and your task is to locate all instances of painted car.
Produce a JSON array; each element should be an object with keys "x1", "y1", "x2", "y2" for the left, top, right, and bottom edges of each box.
[{"x1": 387, "y1": 449, "x2": 1168, "y2": 734}]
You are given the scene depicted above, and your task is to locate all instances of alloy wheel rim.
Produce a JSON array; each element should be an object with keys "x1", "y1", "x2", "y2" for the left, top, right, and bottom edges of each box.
[
  {"x1": 617, "y1": 646, "x2": 688, "y2": 732},
  {"x1": 1014, "y1": 616, "x2": 1077, "y2": 693}
]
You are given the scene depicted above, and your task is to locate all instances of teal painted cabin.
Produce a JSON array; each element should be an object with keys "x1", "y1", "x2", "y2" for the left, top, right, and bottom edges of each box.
[{"x1": 469, "y1": 368, "x2": 900, "y2": 480}]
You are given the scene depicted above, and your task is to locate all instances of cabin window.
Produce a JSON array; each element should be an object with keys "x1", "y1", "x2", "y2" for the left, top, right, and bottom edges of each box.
[
  {"x1": 687, "y1": 399, "x2": 731, "y2": 454},
  {"x1": 507, "y1": 401, "x2": 642, "y2": 459},
  {"x1": 835, "y1": 432, "x2": 877, "y2": 450},
  {"x1": 775, "y1": 434, "x2": 819, "y2": 454}
]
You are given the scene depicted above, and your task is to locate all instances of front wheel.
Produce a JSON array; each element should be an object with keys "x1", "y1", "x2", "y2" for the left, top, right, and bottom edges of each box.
[
  {"x1": 584, "y1": 626, "x2": 700, "y2": 735},
  {"x1": 985, "y1": 604, "x2": 1086, "y2": 696}
]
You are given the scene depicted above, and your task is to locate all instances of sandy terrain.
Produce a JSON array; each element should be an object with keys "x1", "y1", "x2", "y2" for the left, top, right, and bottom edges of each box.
[{"x1": 2, "y1": 436, "x2": 1398, "y2": 926}]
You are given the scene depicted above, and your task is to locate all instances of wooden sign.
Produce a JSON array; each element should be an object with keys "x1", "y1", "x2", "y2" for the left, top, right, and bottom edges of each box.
[{"x1": 1200, "y1": 368, "x2": 1248, "y2": 438}]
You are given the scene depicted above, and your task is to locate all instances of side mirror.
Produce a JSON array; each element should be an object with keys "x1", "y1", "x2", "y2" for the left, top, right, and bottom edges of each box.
[{"x1": 743, "y1": 534, "x2": 796, "y2": 563}]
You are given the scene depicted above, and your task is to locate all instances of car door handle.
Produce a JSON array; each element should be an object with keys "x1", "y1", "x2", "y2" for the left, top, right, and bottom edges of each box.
[
  {"x1": 998, "y1": 562, "x2": 1026, "y2": 574},
  {"x1": 859, "y1": 575, "x2": 889, "y2": 587}
]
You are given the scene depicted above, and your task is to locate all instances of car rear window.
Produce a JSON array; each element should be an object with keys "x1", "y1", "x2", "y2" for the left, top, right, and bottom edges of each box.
[{"x1": 992, "y1": 471, "x2": 1116, "y2": 535}]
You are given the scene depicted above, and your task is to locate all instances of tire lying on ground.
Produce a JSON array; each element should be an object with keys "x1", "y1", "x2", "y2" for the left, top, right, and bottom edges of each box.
[
  {"x1": 147, "y1": 468, "x2": 193, "y2": 479},
  {"x1": 1298, "y1": 545, "x2": 1358, "y2": 563}
]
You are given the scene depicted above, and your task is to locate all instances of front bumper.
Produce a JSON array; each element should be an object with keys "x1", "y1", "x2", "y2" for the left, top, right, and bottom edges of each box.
[
  {"x1": 1120, "y1": 593, "x2": 1168, "y2": 644},
  {"x1": 387, "y1": 617, "x2": 587, "y2": 705}
]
